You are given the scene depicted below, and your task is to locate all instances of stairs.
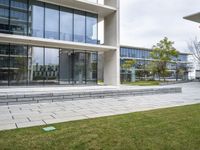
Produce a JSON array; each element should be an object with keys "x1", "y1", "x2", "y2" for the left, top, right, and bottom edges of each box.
[{"x1": 0, "y1": 87, "x2": 182, "y2": 105}]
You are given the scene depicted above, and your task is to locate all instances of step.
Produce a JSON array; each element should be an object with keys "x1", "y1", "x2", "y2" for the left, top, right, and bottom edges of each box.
[{"x1": 0, "y1": 87, "x2": 182, "y2": 106}]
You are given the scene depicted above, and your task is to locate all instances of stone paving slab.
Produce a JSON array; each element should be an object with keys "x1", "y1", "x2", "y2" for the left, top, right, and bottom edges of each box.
[
  {"x1": 0, "y1": 82, "x2": 199, "y2": 131},
  {"x1": 17, "y1": 120, "x2": 46, "y2": 128},
  {"x1": 44, "y1": 116, "x2": 88, "y2": 124},
  {"x1": 0, "y1": 85, "x2": 182, "y2": 106}
]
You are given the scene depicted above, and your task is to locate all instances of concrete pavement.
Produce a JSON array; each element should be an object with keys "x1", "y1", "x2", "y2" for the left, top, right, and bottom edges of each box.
[{"x1": 0, "y1": 82, "x2": 199, "y2": 131}]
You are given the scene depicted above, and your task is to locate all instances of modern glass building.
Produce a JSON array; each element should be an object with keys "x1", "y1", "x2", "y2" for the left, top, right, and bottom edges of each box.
[
  {"x1": 184, "y1": 12, "x2": 200, "y2": 79},
  {"x1": 120, "y1": 46, "x2": 190, "y2": 81},
  {"x1": 0, "y1": 0, "x2": 120, "y2": 86}
]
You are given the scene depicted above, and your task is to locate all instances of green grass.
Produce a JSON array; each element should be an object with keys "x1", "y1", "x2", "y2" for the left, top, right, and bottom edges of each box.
[
  {"x1": 124, "y1": 80, "x2": 161, "y2": 86},
  {"x1": 1, "y1": 104, "x2": 200, "y2": 150}
]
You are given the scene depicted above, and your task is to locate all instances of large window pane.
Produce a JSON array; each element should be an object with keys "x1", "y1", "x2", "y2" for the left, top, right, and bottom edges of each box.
[
  {"x1": 60, "y1": 7, "x2": 73, "y2": 41},
  {"x1": 44, "y1": 48, "x2": 59, "y2": 84},
  {"x1": 9, "y1": 44, "x2": 28, "y2": 85},
  {"x1": 29, "y1": 47, "x2": 44, "y2": 85},
  {"x1": 59, "y1": 49, "x2": 73, "y2": 84},
  {"x1": 10, "y1": 0, "x2": 28, "y2": 35},
  {"x1": 30, "y1": 1, "x2": 44, "y2": 37},
  {"x1": 86, "y1": 13, "x2": 98, "y2": 44},
  {"x1": 74, "y1": 51, "x2": 86, "y2": 84},
  {"x1": 0, "y1": 0, "x2": 9, "y2": 33},
  {"x1": 45, "y1": 4, "x2": 59, "y2": 40},
  {"x1": 86, "y1": 52, "x2": 97, "y2": 83},
  {"x1": 74, "y1": 10, "x2": 86, "y2": 43},
  {"x1": 0, "y1": 43, "x2": 9, "y2": 85}
]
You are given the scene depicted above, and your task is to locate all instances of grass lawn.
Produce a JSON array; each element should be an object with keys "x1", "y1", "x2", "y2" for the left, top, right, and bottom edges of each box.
[
  {"x1": 124, "y1": 80, "x2": 161, "y2": 86},
  {"x1": 0, "y1": 104, "x2": 200, "y2": 150}
]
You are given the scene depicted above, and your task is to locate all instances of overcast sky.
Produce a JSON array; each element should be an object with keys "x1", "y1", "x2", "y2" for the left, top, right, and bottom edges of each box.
[{"x1": 120, "y1": 0, "x2": 200, "y2": 52}]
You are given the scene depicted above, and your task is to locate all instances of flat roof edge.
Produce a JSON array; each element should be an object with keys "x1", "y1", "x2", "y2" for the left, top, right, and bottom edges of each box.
[{"x1": 120, "y1": 45, "x2": 191, "y2": 55}]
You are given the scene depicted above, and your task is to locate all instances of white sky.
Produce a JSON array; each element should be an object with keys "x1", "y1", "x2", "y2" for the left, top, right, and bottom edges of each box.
[{"x1": 120, "y1": 0, "x2": 200, "y2": 53}]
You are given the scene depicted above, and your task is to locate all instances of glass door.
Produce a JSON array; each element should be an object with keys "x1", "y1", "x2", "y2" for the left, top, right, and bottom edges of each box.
[
  {"x1": 59, "y1": 49, "x2": 73, "y2": 84},
  {"x1": 73, "y1": 51, "x2": 86, "y2": 84}
]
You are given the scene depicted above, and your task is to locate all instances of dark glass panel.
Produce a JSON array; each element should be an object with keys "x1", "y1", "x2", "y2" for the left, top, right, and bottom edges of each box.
[
  {"x1": 59, "y1": 49, "x2": 73, "y2": 84},
  {"x1": 45, "y1": 4, "x2": 59, "y2": 40},
  {"x1": 86, "y1": 12, "x2": 97, "y2": 44},
  {"x1": 0, "y1": 0, "x2": 9, "y2": 33},
  {"x1": 30, "y1": 0, "x2": 44, "y2": 37},
  {"x1": 74, "y1": 51, "x2": 86, "y2": 84},
  {"x1": 86, "y1": 52, "x2": 97, "y2": 83},
  {"x1": 10, "y1": 0, "x2": 28, "y2": 35},
  {"x1": 9, "y1": 44, "x2": 28, "y2": 85},
  {"x1": 60, "y1": 7, "x2": 73, "y2": 41},
  {"x1": 74, "y1": 10, "x2": 86, "y2": 43},
  {"x1": 0, "y1": 43, "x2": 9, "y2": 85}
]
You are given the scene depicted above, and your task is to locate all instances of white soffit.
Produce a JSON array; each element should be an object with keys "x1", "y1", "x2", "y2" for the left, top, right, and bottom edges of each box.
[
  {"x1": 0, "y1": 34, "x2": 117, "y2": 52},
  {"x1": 38, "y1": 0, "x2": 116, "y2": 17}
]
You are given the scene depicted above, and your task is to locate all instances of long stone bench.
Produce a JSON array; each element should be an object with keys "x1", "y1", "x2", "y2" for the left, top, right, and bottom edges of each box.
[{"x1": 0, "y1": 87, "x2": 182, "y2": 105}]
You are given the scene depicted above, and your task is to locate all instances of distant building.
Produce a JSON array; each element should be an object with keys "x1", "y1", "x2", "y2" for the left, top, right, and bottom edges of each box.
[
  {"x1": 120, "y1": 45, "x2": 191, "y2": 82},
  {"x1": 184, "y1": 12, "x2": 200, "y2": 79}
]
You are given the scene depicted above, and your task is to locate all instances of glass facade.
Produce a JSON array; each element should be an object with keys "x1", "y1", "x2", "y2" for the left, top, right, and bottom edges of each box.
[
  {"x1": 120, "y1": 47, "x2": 151, "y2": 59},
  {"x1": 60, "y1": 7, "x2": 73, "y2": 41},
  {"x1": 0, "y1": 0, "x2": 9, "y2": 33},
  {"x1": 74, "y1": 10, "x2": 86, "y2": 43},
  {"x1": 86, "y1": 13, "x2": 98, "y2": 44},
  {"x1": 45, "y1": 4, "x2": 59, "y2": 39},
  {"x1": 10, "y1": 0, "x2": 28, "y2": 35},
  {"x1": 0, "y1": 43, "x2": 98, "y2": 86},
  {"x1": 120, "y1": 47, "x2": 189, "y2": 81},
  {"x1": 120, "y1": 47, "x2": 188, "y2": 62},
  {"x1": 0, "y1": 0, "x2": 98, "y2": 44},
  {"x1": 0, "y1": 0, "x2": 99, "y2": 86},
  {"x1": 30, "y1": 1, "x2": 44, "y2": 37}
]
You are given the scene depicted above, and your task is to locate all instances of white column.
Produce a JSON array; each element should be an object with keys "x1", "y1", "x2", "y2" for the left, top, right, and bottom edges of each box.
[
  {"x1": 104, "y1": 49, "x2": 120, "y2": 86},
  {"x1": 103, "y1": 0, "x2": 120, "y2": 85}
]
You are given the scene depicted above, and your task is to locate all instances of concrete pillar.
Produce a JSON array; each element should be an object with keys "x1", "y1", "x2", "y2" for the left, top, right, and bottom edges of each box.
[
  {"x1": 103, "y1": 0, "x2": 120, "y2": 86},
  {"x1": 104, "y1": 50, "x2": 120, "y2": 85}
]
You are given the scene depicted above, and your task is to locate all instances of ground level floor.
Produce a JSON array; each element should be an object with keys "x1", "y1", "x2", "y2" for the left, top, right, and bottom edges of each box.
[
  {"x1": 120, "y1": 58, "x2": 190, "y2": 82},
  {"x1": 0, "y1": 43, "x2": 98, "y2": 86},
  {"x1": 120, "y1": 69, "x2": 189, "y2": 82}
]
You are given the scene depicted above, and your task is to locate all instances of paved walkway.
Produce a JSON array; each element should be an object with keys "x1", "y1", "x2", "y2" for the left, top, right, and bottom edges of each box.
[
  {"x1": 0, "y1": 82, "x2": 199, "y2": 131},
  {"x1": 0, "y1": 84, "x2": 179, "y2": 96}
]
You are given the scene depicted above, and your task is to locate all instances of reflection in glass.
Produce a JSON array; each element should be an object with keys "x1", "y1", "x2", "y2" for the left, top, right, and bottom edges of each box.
[
  {"x1": 86, "y1": 52, "x2": 97, "y2": 83},
  {"x1": 0, "y1": 43, "x2": 98, "y2": 86},
  {"x1": 30, "y1": 47, "x2": 44, "y2": 84},
  {"x1": 45, "y1": 4, "x2": 59, "y2": 40},
  {"x1": 31, "y1": 1, "x2": 44, "y2": 37},
  {"x1": 0, "y1": 44, "x2": 9, "y2": 85},
  {"x1": 74, "y1": 51, "x2": 86, "y2": 84},
  {"x1": 0, "y1": 1, "x2": 99, "y2": 45},
  {"x1": 44, "y1": 48, "x2": 59, "y2": 84},
  {"x1": 9, "y1": 45, "x2": 28, "y2": 85},
  {"x1": 86, "y1": 13, "x2": 98, "y2": 44},
  {"x1": 60, "y1": 7, "x2": 73, "y2": 41},
  {"x1": 59, "y1": 50, "x2": 73, "y2": 84},
  {"x1": 0, "y1": 0, "x2": 9, "y2": 33},
  {"x1": 10, "y1": 0, "x2": 28, "y2": 35},
  {"x1": 74, "y1": 10, "x2": 86, "y2": 43}
]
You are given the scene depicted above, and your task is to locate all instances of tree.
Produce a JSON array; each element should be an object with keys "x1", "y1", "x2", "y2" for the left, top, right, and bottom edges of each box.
[
  {"x1": 121, "y1": 59, "x2": 136, "y2": 82},
  {"x1": 150, "y1": 37, "x2": 179, "y2": 81},
  {"x1": 188, "y1": 38, "x2": 200, "y2": 68}
]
